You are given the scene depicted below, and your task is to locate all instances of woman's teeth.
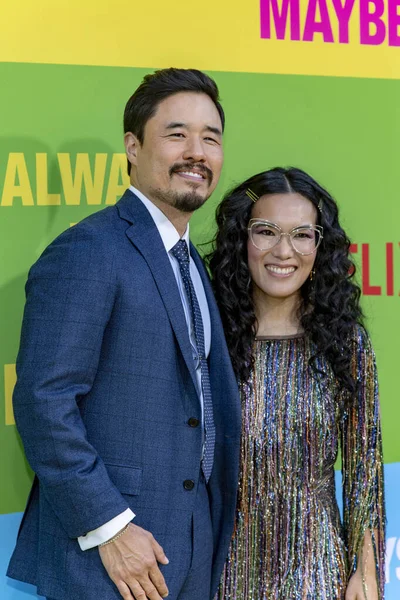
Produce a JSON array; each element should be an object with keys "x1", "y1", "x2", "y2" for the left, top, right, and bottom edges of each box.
[{"x1": 266, "y1": 265, "x2": 296, "y2": 275}]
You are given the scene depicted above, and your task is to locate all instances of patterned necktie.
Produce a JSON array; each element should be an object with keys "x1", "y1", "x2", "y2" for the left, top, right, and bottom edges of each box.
[{"x1": 171, "y1": 239, "x2": 215, "y2": 482}]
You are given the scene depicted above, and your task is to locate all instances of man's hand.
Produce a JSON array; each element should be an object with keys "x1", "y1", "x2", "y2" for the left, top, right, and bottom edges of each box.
[{"x1": 99, "y1": 523, "x2": 169, "y2": 600}]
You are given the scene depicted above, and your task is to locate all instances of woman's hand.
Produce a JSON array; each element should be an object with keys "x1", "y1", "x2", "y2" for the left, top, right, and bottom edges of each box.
[
  {"x1": 345, "y1": 568, "x2": 378, "y2": 600},
  {"x1": 345, "y1": 530, "x2": 379, "y2": 600}
]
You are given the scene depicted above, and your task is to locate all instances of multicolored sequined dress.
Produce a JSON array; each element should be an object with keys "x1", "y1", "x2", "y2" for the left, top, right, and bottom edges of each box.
[{"x1": 217, "y1": 326, "x2": 385, "y2": 600}]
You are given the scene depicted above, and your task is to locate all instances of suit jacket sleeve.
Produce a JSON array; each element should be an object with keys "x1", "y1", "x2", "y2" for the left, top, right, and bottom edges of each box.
[{"x1": 13, "y1": 223, "x2": 130, "y2": 539}]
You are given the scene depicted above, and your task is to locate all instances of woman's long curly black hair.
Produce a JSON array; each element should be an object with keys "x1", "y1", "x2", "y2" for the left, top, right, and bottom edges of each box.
[{"x1": 208, "y1": 167, "x2": 363, "y2": 396}]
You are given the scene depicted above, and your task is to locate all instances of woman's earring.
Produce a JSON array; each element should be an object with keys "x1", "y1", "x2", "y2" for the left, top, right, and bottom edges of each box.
[{"x1": 310, "y1": 269, "x2": 315, "y2": 281}]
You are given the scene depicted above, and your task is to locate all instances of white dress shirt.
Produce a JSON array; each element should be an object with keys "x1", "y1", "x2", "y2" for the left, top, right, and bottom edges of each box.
[{"x1": 78, "y1": 186, "x2": 211, "y2": 550}]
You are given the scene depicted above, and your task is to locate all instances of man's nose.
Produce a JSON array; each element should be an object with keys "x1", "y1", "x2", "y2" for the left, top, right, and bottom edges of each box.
[{"x1": 182, "y1": 137, "x2": 206, "y2": 162}]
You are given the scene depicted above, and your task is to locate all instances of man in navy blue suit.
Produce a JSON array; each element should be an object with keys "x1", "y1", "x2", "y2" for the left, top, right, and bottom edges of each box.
[{"x1": 7, "y1": 68, "x2": 241, "y2": 600}]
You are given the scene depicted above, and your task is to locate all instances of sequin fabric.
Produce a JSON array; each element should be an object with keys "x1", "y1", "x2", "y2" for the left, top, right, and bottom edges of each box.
[{"x1": 217, "y1": 326, "x2": 385, "y2": 600}]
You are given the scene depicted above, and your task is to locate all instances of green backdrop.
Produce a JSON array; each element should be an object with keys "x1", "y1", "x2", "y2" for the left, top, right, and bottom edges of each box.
[{"x1": 1, "y1": 61, "x2": 399, "y2": 596}]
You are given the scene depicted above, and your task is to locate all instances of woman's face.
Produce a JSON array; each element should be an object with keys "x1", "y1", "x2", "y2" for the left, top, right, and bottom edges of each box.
[{"x1": 247, "y1": 192, "x2": 318, "y2": 302}]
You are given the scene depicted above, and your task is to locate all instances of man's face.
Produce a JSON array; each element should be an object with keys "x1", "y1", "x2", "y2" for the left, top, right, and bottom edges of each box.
[{"x1": 125, "y1": 91, "x2": 224, "y2": 213}]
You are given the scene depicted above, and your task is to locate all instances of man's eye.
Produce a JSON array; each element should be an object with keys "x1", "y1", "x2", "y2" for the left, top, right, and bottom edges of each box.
[
  {"x1": 204, "y1": 137, "x2": 218, "y2": 143},
  {"x1": 169, "y1": 133, "x2": 185, "y2": 138}
]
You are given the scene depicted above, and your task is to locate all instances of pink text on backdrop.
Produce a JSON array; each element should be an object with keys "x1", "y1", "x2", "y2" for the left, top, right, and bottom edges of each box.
[{"x1": 260, "y1": 0, "x2": 400, "y2": 45}]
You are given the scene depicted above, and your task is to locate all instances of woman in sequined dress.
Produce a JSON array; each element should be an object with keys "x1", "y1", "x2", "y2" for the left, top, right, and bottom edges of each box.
[{"x1": 209, "y1": 167, "x2": 385, "y2": 600}]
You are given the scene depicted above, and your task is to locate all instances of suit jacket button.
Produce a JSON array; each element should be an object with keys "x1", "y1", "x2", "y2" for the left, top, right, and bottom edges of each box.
[
  {"x1": 183, "y1": 479, "x2": 195, "y2": 491},
  {"x1": 188, "y1": 417, "x2": 200, "y2": 428}
]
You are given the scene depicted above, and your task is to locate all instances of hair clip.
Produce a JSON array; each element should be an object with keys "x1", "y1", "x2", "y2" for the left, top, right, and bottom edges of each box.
[
  {"x1": 318, "y1": 199, "x2": 323, "y2": 212},
  {"x1": 246, "y1": 188, "x2": 259, "y2": 203}
]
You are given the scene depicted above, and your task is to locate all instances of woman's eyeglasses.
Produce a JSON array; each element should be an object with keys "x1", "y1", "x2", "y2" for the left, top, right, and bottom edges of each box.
[{"x1": 248, "y1": 219, "x2": 323, "y2": 256}]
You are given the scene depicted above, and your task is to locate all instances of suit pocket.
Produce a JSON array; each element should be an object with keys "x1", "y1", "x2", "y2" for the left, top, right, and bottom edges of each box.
[{"x1": 105, "y1": 463, "x2": 142, "y2": 496}]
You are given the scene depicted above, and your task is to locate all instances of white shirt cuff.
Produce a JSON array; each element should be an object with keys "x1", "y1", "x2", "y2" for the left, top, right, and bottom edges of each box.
[{"x1": 77, "y1": 508, "x2": 135, "y2": 550}]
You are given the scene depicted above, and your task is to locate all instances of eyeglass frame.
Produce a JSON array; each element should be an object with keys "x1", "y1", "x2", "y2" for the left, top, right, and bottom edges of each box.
[{"x1": 247, "y1": 219, "x2": 324, "y2": 256}]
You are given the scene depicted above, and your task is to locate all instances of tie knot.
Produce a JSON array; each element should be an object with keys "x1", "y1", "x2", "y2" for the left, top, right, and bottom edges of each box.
[{"x1": 171, "y1": 239, "x2": 190, "y2": 266}]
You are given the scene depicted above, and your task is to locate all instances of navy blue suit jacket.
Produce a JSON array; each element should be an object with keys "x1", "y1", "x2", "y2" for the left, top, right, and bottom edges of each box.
[{"x1": 7, "y1": 190, "x2": 241, "y2": 599}]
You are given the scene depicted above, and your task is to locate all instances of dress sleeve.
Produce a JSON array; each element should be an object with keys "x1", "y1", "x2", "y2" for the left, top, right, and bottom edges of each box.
[{"x1": 340, "y1": 325, "x2": 385, "y2": 598}]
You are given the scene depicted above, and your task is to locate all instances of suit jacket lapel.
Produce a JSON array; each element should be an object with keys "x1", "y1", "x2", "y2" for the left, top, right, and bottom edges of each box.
[{"x1": 117, "y1": 190, "x2": 199, "y2": 396}]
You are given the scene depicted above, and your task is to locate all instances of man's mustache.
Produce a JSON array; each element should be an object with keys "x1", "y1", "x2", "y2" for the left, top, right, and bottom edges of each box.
[{"x1": 169, "y1": 163, "x2": 213, "y2": 184}]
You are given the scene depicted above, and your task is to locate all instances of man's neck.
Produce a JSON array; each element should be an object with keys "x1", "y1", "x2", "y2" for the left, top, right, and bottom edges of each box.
[
  {"x1": 150, "y1": 198, "x2": 191, "y2": 238},
  {"x1": 130, "y1": 183, "x2": 191, "y2": 238}
]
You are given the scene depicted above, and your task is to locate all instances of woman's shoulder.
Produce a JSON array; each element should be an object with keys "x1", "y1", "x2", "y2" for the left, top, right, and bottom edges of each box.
[{"x1": 348, "y1": 323, "x2": 376, "y2": 365}]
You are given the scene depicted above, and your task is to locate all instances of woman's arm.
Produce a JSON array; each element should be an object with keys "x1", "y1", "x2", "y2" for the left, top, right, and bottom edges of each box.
[{"x1": 341, "y1": 326, "x2": 385, "y2": 600}]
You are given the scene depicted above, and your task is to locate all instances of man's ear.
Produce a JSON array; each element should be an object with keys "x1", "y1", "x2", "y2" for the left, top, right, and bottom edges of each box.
[{"x1": 124, "y1": 132, "x2": 140, "y2": 168}]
